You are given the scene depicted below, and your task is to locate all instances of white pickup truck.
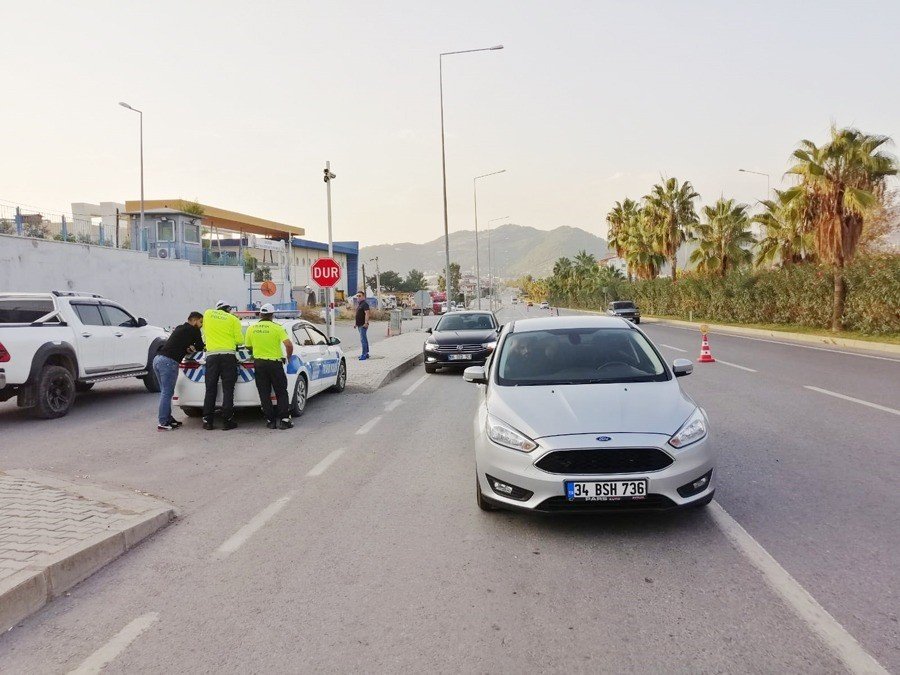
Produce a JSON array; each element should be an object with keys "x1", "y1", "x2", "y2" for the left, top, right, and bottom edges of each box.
[{"x1": 0, "y1": 292, "x2": 168, "y2": 418}]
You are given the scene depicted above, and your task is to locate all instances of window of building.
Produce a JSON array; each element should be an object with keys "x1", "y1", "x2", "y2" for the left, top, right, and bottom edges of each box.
[
  {"x1": 184, "y1": 222, "x2": 200, "y2": 244},
  {"x1": 157, "y1": 219, "x2": 175, "y2": 242}
]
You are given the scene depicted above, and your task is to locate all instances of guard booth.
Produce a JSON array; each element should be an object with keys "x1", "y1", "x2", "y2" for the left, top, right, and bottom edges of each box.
[{"x1": 126, "y1": 208, "x2": 204, "y2": 263}]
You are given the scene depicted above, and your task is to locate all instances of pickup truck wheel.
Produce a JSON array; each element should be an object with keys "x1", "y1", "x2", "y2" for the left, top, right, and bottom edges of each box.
[
  {"x1": 75, "y1": 382, "x2": 95, "y2": 392},
  {"x1": 424, "y1": 363, "x2": 437, "y2": 374},
  {"x1": 142, "y1": 368, "x2": 161, "y2": 393},
  {"x1": 180, "y1": 406, "x2": 203, "y2": 418},
  {"x1": 32, "y1": 365, "x2": 75, "y2": 419}
]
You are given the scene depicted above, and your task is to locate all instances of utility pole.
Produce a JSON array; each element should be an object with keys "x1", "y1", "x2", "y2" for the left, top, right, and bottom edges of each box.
[
  {"x1": 369, "y1": 256, "x2": 382, "y2": 308},
  {"x1": 323, "y1": 161, "x2": 337, "y2": 339}
]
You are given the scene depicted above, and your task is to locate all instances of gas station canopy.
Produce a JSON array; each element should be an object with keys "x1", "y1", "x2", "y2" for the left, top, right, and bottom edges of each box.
[{"x1": 123, "y1": 200, "x2": 304, "y2": 239}]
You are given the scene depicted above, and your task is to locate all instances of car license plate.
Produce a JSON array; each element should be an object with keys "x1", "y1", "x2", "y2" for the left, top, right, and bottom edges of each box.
[
  {"x1": 565, "y1": 479, "x2": 648, "y2": 501},
  {"x1": 448, "y1": 354, "x2": 472, "y2": 360}
]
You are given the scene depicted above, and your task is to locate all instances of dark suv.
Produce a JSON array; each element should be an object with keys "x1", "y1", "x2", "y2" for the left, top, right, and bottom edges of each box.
[{"x1": 607, "y1": 300, "x2": 641, "y2": 324}]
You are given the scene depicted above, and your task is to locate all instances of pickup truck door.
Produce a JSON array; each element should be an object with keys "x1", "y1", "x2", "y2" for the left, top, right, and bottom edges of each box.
[
  {"x1": 70, "y1": 302, "x2": 118, "y2": 374},
  {"x1": 100, "y1": 303, "x2": 147, "y2": 370}
]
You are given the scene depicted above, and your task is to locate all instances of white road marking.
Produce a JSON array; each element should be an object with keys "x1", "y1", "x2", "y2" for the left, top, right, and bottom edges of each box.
[
  {"x1": 656, "y1": 324, "x2": 900, "y2": 362},
  {"x1": 214, "y1": 493, "x2": 294, "y2": 559},
  {"x1": 803, "y1": 386, "x2": 900, "y2": 416},
  {"x1": 660, "y1": 344, "x2": 687, "y2": 352},
  {"x1": 403, "y1": 374, "x2": 428, "y2": 396},
  {"x1": 714, "y1": 359, "x2": 758, "y2": 372},
  {"x1": 385, "y1": 399, "x2": 404, "y2": 412},
  {"x1": 69, "y1": 612, "x2": 160, "y2": 675},
  {"x1": 355, "y1": 415, "x2": 382, "y2": 435},
  {"x1": 306, "y1": 448, "x2": 345, "y2": 477},
  {"x1": 709, "y1": 502, "x2": 887, "y2": 675}
]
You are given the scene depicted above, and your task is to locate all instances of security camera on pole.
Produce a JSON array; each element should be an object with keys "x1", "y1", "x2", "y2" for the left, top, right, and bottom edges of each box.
[{"x1": 323, "y1": 162, "x2": 338, "y2": 339}]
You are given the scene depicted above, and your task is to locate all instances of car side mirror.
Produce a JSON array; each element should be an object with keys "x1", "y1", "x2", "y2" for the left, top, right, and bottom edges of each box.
[
  {"x1": 672, "y1": 358, "x2": 693, "y2": 377},
  {"x1": 136, "y1": 317, "x2": 148, "y2": 327},
  {"x1": 463, "y1": 366, "x2": 487, "y2": 384},
  {"x1": 496, "y1": 325, "x2": 503, "y2": 333},
  {"x1": 328, "y1": 337, "x2": 341, "y2": 345},
  {"x1": 425, "y1": 327, "x2": 432, "y2": 334}
]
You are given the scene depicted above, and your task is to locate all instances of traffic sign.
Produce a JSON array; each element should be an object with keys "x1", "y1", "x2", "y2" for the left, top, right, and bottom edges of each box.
[
  {"x1": 260, "y1": 280, "x2": 277, "y2": 297},
  {"x1": 413, "y1": 290, "x2": 432, "y2": 309},
  {"x1": 311, "y1": 257, "x2": 341, "y2": 288}
]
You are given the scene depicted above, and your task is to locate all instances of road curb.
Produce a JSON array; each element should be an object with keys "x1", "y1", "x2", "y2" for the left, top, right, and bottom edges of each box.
[{"x1": 0, "y1": 471, "x2": 176, "y2": 633}]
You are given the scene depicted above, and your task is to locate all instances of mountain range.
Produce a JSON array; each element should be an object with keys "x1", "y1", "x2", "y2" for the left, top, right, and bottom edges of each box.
[{"x1": 359, "y1": 224, "x2": 609, "y2": 279}]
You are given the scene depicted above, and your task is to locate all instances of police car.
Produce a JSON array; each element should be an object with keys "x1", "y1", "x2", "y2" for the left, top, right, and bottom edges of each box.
[{"x1": 172, "y1": 318, "x2": 346, "y2": 418}]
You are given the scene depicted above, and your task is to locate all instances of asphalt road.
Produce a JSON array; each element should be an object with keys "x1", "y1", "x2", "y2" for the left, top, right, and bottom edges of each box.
[{"x1": 0, "y1": 303, "x2": 897, "y2": 673}]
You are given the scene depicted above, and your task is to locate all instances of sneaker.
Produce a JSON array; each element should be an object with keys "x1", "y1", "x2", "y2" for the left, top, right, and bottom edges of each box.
[
  {"x1": 203, "y1": 419, "x2": 215, "y2": 430},
  {"x1": 167, "y1": 419, "x2": 183, "y2": 428},
  {"x1": 358, "y1": 354, "x2": 369, "y2": 361},
  {"x1": 223, "y1": 419, "x2": 238, "y2": 431},
  {"x1": 278, "y1": 419, "x2": 294, "y2": 430},
  {"x1": 157, "y1": 423, "x2": 175, "y2": 431},
  {"x1": 266, "y1": 420, "x2": 278, "y2": 429}
]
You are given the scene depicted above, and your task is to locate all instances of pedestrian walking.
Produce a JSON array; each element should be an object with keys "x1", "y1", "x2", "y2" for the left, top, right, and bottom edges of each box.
[
  {"x1": 244, "y1": 303, "x2": 294, "y2": 430},
  {"x1": 202, "y1": 300, "x2": 244, "y2": 430},
  {"x1": 355, "y1": 290, "x2": 370, "y2": 361},
  {"x1": 152, "y1": 311, "x2": 203, "y2": 431}
]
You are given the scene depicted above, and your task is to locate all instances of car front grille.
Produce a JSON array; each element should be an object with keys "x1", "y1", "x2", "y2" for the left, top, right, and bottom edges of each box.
[
  {"x1": 535, "y1": 448, "x2": 673, "y2": 474},
  {"x1": 433, "y1": 344, "x2": 484, "y2": 353},
  {"x1": 536, "y1": 494, "x2": 676, "y2": 512}
]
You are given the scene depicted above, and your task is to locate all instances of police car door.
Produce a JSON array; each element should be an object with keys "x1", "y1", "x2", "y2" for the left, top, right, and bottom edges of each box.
[
  {"x1": 290, "y1": 324, "x2": 319, "y2": 391},
  {"x1": 302, "y1": 324, "x2": 336, "y2": 394}
]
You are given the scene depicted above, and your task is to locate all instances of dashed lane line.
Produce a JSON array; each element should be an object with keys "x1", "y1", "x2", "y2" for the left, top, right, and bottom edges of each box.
[
  {"x1": 402, "y1": 375, "x2": 428, "y2": 396},
  {"x1": 355, "y1": 415, "x2": 383, "y2": 435},
  {"x1": 213, "y1": 493, "x2": 295, "y2": 559},
  {"x1": 660, "y1": 344, "x2": 687, "y2": 352},
  {"x1": 714, "y1": 359, "x2": 758, "y2": 373},
  {"x1": 709, "y1": 502, "x2": 888, "y2": 675},
  {"x1": 385, "y1": 399, "x2": 404, "y2": 411},
  {"x1": 68, "y1": 612, "x2": 160, "y2": 675},
  {"x1": 804, "y1": 386, "x2": 900, "y2": 416},
  {"x1": 306, "y1": 448, "x2": 345, "y2": 477}
]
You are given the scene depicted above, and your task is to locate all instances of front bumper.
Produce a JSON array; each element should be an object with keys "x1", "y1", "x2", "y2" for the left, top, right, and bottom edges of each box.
[
  {"x1": 475, "y1": 432, "x2": 715, "y2": 513},
  {"x1": 424, "y1": 348, "x2": 493, "y2": 366}
]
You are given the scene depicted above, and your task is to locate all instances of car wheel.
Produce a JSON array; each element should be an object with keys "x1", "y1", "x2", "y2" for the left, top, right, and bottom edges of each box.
[
  {"x1": 75, "y1": 382, "x2": 95, "y2": 392},
  {"x1": 691, "y1": 492, "x2": 714, "y2": 508},
  {"x1": 290, "y1": 375, "x2": 308, "y2": 417},
  {"x1": 180, "y1": 406, "x2": 203, "y2": 418},
  {"x1": 476, "y1": 477, "x2": 497, "y2": 512},
  {"x1": 31, "y1": 365, "x2": 75, "y2": 419},
  {"x1": 142, "y1": 368, "x2": 160, "y2": 393},
  {"x1": 330, "y1": 359, "x2": 347, "y2": 393},
  {"x1": 634, "y1": 318, "x2": 641, "y2": 324},
  {"x1": 424, "y1": 363, "x2": 437, "y2": 374}
]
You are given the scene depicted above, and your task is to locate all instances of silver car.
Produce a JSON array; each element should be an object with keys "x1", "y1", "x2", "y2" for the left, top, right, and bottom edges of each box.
[{"x1": 464, "y1": 315, "x2": 715, "y2": 513}]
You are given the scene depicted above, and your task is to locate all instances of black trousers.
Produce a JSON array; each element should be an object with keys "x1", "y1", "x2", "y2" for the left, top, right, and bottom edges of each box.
[
  {"x1": 203, "y1": 353, "x2": 238, "y2": 421},
  {"x1": 254, "y1": 359, "x2": 289, "y2": 422}
]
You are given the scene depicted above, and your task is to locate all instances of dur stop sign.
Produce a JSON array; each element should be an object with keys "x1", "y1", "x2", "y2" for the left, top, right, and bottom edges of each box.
[{"x1": 311, "y1": 257, "x2": 341, "y2": 288}]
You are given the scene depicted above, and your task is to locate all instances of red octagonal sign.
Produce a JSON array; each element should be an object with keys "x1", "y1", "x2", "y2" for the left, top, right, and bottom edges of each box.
[{"x1": 310, "y1": 257, "x2": 341, "y2": 288}]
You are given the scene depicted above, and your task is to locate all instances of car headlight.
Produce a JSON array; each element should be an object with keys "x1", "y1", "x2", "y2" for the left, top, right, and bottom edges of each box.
[
  {"x1": 482, "y1": 340, "x2": 497, "y2": 350},
  {"x1": 668, "y1": 408, "x2": 707, "y2": 448},
  {"x1": 486, "y1": 414, "x2": 538, "y2": 452},
  {"x1": 424, "y1": 341, "x2": 439, "y2": 352}
]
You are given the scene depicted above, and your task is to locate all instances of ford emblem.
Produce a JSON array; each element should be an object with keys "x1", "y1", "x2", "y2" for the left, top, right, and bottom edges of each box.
[{"x1": 597, "y1": 436, "x2": 612, "y2": 442}]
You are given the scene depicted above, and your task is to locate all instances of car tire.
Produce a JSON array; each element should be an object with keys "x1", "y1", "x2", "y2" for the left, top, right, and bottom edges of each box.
[
  {"x1": 424, "y1": 363, "x2": 437, "y2": 374},
  {"x1": 476, "y1": 478, "x2": 497, "y2": 512},
  {"x1": 290, "y1": 374, "x2": 308, "y2": 417},
  {"x1": 31, "y1": 365, "x2": 75, "y2": 419},
  {"x1": 691, "y1": 492, "x2": 714, "y2": 508},
  {"x1": 329, "y1": 359, "x2": 347, "y2": 393},
  {"x1": 180, "y1": 406, "x2": 203, "y2": 418},
  {"x1": 634, "y1": 318, "x2": 641, "y2": 324},
  {"x1": 142, "y1": 367, "x2": 160, "y2": 393},
  {"x1": 75, "y1": 382, "x2": 95, "y2": 392}
]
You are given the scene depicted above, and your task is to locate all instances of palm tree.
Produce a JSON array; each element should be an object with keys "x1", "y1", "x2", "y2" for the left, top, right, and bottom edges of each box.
[
  {"x1": 690, "y1": 199, "x2": 755, "y2": 276},
  {"x1": 625, "y1": 213, "x2": 666, "y2": 280},
  {"x1": 644, "y1": 178, "x2": 699, "y2": 282},
  {"x1": 785, "y1": 126, "x2": 897, "y2": 330},
  {"x1": 753, "y1": 190, "x2": 815, "y2": 268},
  {"x1": 606, "y1": 198, "x2": 641, "y2": 281}
]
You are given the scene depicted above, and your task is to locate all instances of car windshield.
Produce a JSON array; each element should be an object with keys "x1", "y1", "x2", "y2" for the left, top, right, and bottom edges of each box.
[
  {"x1": 496, "y1": 327, "x2": 667, "y2": 385},
  {"x1": 611, "y1": 301, "x2": 636, "y2": 310},
  {"x1": 436, "y1": 313, "x2": 495, "y2": 331}
]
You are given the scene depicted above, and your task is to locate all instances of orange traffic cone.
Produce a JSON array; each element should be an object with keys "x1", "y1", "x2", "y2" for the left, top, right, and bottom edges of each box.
[{"x1": 698, "y1": 332, "x2": 716, "y2": 363}]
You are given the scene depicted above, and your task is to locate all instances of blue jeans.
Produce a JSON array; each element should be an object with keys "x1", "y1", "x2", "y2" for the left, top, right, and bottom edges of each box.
[
  {"x1": 357, "y1": 326, "x2": 369, "y2": 357},
  {"x1": 152, "y1": 354, "x2": 179, "y2": 425}
]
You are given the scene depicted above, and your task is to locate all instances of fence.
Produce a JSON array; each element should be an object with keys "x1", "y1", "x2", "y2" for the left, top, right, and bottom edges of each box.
[{"x1": 0, "y1": 200, "x2": 127, "y2": 248}]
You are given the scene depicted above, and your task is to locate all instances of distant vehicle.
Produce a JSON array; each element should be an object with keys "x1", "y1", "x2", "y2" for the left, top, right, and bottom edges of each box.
[
  {"x1": 438, "y1": 301, "x2": 448, "y2": 314},
  {"x1": 526, "y1": 301, "x2": 534, "y2": 307},
  {"x1": 607, "y1": 300, "x2": 641, "y2": 324},
  {"x1": 174, "y1": 319, "x2": 345, "y2": 419},
  {"x1": 0, "y1": 292, "x2": 167, "y2": 418},
  {"x1": 423, "y1": 310, "x2": 500, "y2": 374},
  {"x1": 512, "y1": 297, "x2": 518, "y2": 304},
  {"x1": 464, "y1": 315, "x2": 713, "y2": 513},
  {"x1": 539, "y1": 301, "x2": 550, "y2": 310}
]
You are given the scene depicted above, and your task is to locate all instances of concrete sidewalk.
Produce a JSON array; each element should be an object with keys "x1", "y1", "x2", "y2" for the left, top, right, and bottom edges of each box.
[
  {"x1": 345, "y1": 331, "x2": 426, "y2": 393},
  {"x1": 0, "y1": 470, "x2": 175, "y2": 633}
]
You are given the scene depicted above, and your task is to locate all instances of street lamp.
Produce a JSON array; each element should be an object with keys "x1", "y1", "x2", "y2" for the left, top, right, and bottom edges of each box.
[
  {"x1": 473, "y1": 169, "x2": 505, "y2": 308},
  {"x1": 487, "y1": 215, "x2": 509, "y2": 311},
  {"x1": 738, "y1": 168, "x2": 770, "y2": 198},
  {"x1": 119, "y1": 102, "x2": 144, "y2": 250},
  {"x1": 439, "y1": 44, "x2": 503, "y2": 308}
]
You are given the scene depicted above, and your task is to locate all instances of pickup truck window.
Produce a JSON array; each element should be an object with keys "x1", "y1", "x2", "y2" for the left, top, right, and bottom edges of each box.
[
  {"x1": 101, "y1": 304, "x2": 135, "y2": 327},
  {"x1": 0, "y1": 299, "x2": 54, "y2": 323},
  {"x1": 72, "y1": 303, "x2": 105, "y2": 326}
]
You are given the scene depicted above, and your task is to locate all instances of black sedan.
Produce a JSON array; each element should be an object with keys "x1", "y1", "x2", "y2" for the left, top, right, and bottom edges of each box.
[
  {"x1": 423, "y1": 311, "x2": 500, "y2": 373},
  {"x1": 607, "y1": 300, "x2": 641, "y2": 324}
]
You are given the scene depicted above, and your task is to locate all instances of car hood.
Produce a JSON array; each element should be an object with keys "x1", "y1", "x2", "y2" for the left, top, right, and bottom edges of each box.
[
  {"x1": 429, "y1": 329, "x2": 498, "y2": 345},
  {"x1": 487, "y1": 380, "x2": 695, "y2": 438}
]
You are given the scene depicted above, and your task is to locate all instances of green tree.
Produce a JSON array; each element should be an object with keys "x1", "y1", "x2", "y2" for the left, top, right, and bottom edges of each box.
[
  {"x1": 644, "y1": 178, "x2": 699, "y2": 282},
  {"x1": 401, "y1": 269, "x2": 427, "y2": 292},
  {"x1": 785, "y1": 125, "x2": 898, "y2": 330},
  {"x1": 753, "y1": 190, "x2": 815, "y2": 268},
  {"x1": 606, "y1": 198, "x2": 641, "y2": 281},
  {"x1": 690, "y1": 199, "x2": 755, "y2": 276},
  {"x1": 378, "y1": 270, "x2": 404, "y2": 292},
  {"x1": 437, "y1": 262, "x2": 461, "y2": 294},
  {"x1": 179, "y1": 200, "x2": 205, "y2": 216},
  {"x1": 624, "y1": 212, "x2": 665, "y2": 280}
]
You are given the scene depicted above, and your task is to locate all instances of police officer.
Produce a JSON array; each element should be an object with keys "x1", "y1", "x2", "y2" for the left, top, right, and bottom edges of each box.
[
  {"x1": 202, "y1": 300, "x2": 244, "y2": 430},
  {"x1": 244, "y1": 303, "x2": 294, "y2": 430}
]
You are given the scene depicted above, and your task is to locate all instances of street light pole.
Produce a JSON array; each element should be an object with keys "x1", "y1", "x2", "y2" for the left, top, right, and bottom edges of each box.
[
  {"x1": 473, "y1": 169, "x2": 505, "y2": 309},
  {"x1": 439, "y1": 44, "x2": 503, "y2": 311},
  {"x1": 324, "y1": 161, "x2": 337, "y2": 340},
  {"x1": 738, "y1": 168, "x2": 770, "y2": 199},
  {"x1": 119, "y1": 102, "x2": 144, "y2": 249}
]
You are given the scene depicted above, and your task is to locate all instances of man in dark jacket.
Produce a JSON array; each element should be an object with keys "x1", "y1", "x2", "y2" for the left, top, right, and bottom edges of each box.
[{"x1": 152, "y1": 312, "x2": 204, "y2": 431}]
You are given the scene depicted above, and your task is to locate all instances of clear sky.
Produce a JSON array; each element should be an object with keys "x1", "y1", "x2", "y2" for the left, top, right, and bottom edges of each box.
[{"x1": 3, "y1": 0, "x2": 898, "y2": 246}]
